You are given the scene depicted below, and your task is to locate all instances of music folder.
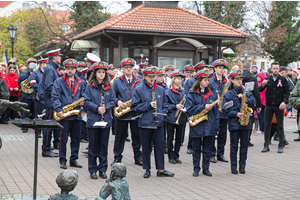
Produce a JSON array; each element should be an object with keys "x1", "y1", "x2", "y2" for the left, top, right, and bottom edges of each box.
[{"x1": 93, "y1": 121, "x2": 108, "y2": 127}]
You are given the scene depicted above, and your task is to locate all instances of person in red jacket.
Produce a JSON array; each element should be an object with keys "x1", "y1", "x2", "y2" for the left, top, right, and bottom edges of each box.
[{"x1": 7, "y1": 65, "x2": 20, "y2": 119}]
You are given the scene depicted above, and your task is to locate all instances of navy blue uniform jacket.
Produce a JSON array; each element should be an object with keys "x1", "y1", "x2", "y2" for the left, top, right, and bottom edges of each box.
[
  {"x1": 209, "y1": 74, "x2": 228, "y2": 119},
  {"x1": 186, "y1": 88, "x2": 219, "y2": 138},
  {"x1": 18, "y1": 69, "x2": 34, "y2": 101},
  {"x1": 84, "y1": 81, "x2": 116, "y2": 128},
  {"x1": 30, "y1": 68, "x2": 43, "y2": 101},
  {"x1": 131, "y1": 81, "x2": 168, "y2": 127},
  {"x1": 184, "y1": 77, "x2": 196, "y2": 95},
  {"x1": 42, "y1": 60, "x2": 59, "y2": 107},
  {"x1": 51, "y1": 75, "x2": 85, "y2": 120},
  {"x1": 222, "y1": 86, "x2": 256, "y2": 131},
  {"x1": 113, "y1": 74, "x2": 141, "y2": 120},
  {"x1": 165, "y1": 86, "x2": 187, "y2": 125},
  {"x1": 157, "y1": 82, "x2": 168, "y2": 90}
]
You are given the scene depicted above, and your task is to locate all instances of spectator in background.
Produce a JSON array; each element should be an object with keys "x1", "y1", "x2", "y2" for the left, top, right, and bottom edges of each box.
[
  {"x1": 0, "y1": 64, "x2": 10, "y2": 124},
  {"x1": 256, "y1": 72, "x2": 266, "y2": 134},
  {"x1": 231, "y1": 65, "x2": 239, "y2": 72},
  {"x1": 289, "y1": 78, "x2": 300, "y2": 141},
  {"x1": 266, "y1": 68, "x2": 272, "y2": 77},
  {"x1": 252, "y1": 64, "x2": 258, "y2": 75},
  {"x1": 288, "y1": 69, "x2": 296, "y2": 85},
  {"x1": 6, "y1": 65, "x2": 20, "y2": 120},
  {"x1": 280, "y1": 67, "x2": 295, "y2": 118}
]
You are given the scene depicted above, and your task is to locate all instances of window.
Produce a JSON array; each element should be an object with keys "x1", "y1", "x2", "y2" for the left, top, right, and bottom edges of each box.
[
  {"x1": 22, "y1": 3, "x2": 30, "y2": 10},
  {"x1": 103, "y1": 48, "x2": 109, "y2": 63},
  {"x1": 158, "y1": 57, "x2": 193, "y2": 69},
  {"x1": 261, "y1": 62, "x2": 265, "y2": 70},
  {"x1": 208, "y1": 56, "x2": 214, "y2": 65},
  {"x1": 114, "y1": 48, "x2": 129, "y2": 66}
]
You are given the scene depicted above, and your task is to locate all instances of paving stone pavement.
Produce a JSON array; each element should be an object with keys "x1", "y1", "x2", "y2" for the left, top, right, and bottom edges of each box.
[{"x1": 0, "y1": 118, "x2": 300, "y2": 199}]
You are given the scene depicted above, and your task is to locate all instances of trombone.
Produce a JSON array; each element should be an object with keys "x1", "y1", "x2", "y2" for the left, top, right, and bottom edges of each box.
[{"x1": 174, "y1": 95, "x2": 186, "y2": 125}]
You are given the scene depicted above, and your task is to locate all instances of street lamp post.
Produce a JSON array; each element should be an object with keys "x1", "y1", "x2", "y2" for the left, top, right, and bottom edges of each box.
[{"x1": 7, "y1": 25, "x2": 17, "y2": 59}]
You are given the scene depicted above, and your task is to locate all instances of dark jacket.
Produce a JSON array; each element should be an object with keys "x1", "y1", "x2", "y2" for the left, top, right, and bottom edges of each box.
[
  {"x1": 286, "y1": 77, "x2": 295, "y2": 92},
  {"x1": 288, "y1": 74, "x2": 296, "y2": 85},
  {"x1": 165, "y1": 86, "x2": 187, "y2": 125},
  {"x1": 184, "y1": 77, "x2": 196, "y2": 95},
  {"x1": 222, "y1": 86, "x2": 256, "y2": 131},
  {"x1": 209, "y1": 74, "x2": 228, "y2": 119},
  {"x1": 84, "y1": 81, "x2": 116, "y2": 128},
  {"x1": 51, "y1": 74, "x2": 85, "y2": 120},
  {"x1": 259, "y1": 74, "x2": 290, "y2": 105},
  {"x1": 131, "y1": 81, "x2": 168, "y2": 127},
  {"x1": 186, "y1": 87, "x2": 219, "y2": 138},
  {"x1": 113, "y1": 74, "x2": 141, "y2": 120},
  {"x1": 157, "y1": 82, "x2": 168, "y2": 90},
  {"x1": 30, "y1": 68, "x2": 43, "y2": 101},
  {"x1": 42, "y1": 60, "x2": 59, "y2": 107},
  {"x1": 242, "y1": 70, "x2": 261, "y2": 108},
  {"x1": 0, "y1": 77, "x2": 9, "y2": 100}
]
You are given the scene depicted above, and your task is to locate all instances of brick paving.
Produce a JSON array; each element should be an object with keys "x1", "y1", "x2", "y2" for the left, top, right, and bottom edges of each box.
[{"x1": 0, "y1": 118, "x2": 300, "y2": 199}]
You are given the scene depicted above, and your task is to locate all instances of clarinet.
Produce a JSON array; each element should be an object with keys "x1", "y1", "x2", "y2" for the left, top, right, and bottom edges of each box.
[
  {"x1": 151, "y1": 81, "x2": 159, "y2": 123},
  {"x1": 100, "y1": 84, "x2": 105, "y2": 121}
]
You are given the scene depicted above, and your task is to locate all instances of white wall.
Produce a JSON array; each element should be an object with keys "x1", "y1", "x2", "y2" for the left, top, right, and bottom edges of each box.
[{"x1": 0, "y1": 1, "x2": 37, "y2": 17}]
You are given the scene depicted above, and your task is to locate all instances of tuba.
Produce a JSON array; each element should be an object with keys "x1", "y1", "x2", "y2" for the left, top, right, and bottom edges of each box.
[
  {"x1": 54, "y1": 97, "x2": 84, "y2": 121},
  {"x1": 239, "y1": 87, "x2": 253, "y2": 126},
  {"x1": 188, "y1": 91, "x2": 219, "y2": 126},
  {"x1": 21, "y1": 77, "x2": 34, "y2": 94},
  {"x1": 113, "y1": 99, "x2": 132, "y2": 117}
]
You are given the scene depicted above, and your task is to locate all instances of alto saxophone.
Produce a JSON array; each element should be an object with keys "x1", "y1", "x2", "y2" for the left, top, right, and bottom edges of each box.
[
  {"x1": 113, "y1": 99, "x2": 132, "y2": 117},
  {"x1": 21, "y1": 77, "x2": 33, "y2": 94},
  {"x1": 54, "y1": 97, "x2": 84, "y2": 121},
  {"x1": 239, "y1": 87, "x2": 253, "y2": 126},
  {"x1": 188, "y1": 91, "x2": 219, "y2": 126},
  {"x1": 219, "y1": 78, "x2": 229, "y2": 113}
]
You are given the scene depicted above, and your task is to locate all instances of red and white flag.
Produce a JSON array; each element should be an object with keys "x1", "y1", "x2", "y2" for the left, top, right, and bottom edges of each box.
[
  {"x1": 145, "y1": 58, "x2": 149, "y2": 62},
  {"x1": 140, "y1": 54, "x2": 144, "y2": 60}
]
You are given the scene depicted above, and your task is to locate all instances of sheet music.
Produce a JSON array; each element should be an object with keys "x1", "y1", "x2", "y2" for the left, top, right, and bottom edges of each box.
[
  {"x1": 93, "y1": 121, "x2": 108, "y2": 127},
  {"x1": 223, "y1": 101, "x2": 233, "y2": 109},
  {"x1": 180, "y1": 108, "x2": 186, "y2": 112},
  {"x1": 245, "y1": 82, "x2": 254, "y2": 91}
]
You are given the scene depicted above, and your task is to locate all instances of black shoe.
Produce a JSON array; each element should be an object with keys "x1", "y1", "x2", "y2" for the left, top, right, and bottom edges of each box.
[
  {"x1": 38, "y1": 134, "x2": 42, "y2": 138},
  {"x1": 22, "y1": 128, "x2": 28, "y2": 133},
  {"x1": 53, "y1": 144, "x2": 59, "y2": 150},
  {"x1": 273, "y1": 136, "x2": 279, "y2": 141},
  {"x1": 80, "y1": 139, "x2": 88, "y2": 143},
  {"x1": 111, "y1": 159, "x2": 121, "y2": 166},
  {"x1": 187, "y1": 148, "x2": 192, "y2": 154},
  {"x1": 82, "y1": 151, "x2": 88, "y2": 154},
  {"x1": 283, "y1": 139, "x2": 289, "y2": 147},
  {"x1": 51, "y1": 146, "x2": 54, "y2": 150},
  {"x1": 261, "y1": 145, "x2": 270, "y2": 153},
  {"x1": 70, "y1": 162, "x2": 83, "y2": 168},
  {"x1": 125, "y1": 137, "x2": 130, "y2": 142},
  {"x1": 99, "y1": 172, "x2": 107, "y2": 179},
  {"x1": 193, "y1": 171, "x2": 199, "y2": 177},
  {"x1": 134, "y1": 159, "x2": 143, "y2": 166},
  {"x1": 231, "y1": 169, "x2": 238, "y2": 175},
  {"x1": 0, "y1": 120, "x2": 8, "y2": 124},
  {"x1": 144, "y1": 170, "x2": 151, "y2": 178},
  {"x1": 90, "y1": 172, "x2": 97, "y2": 179},
  {"x1": 86, "y1": 146, "x2": 88, "y2": 150},
  {"x1": 42, "y1": 150, "x2": 59, "y2": 157},
  {"x1": 294, "y1": 137, "x2": 300, "y2": 141},
  {"x1": 277, "y1": 144, "x2": 283, "y2": 153},
  {"x1": 239, "y1": 168, "x2": 245, "y2": 174},
  {"x1": 169, "y1": 159, "x2": 177, "y2": 164},
  {"x1": 60, "y1": 162, "x2": 67, "y2": 169},
  {"x1": 217, "y1": 155, "x2": 228, "y2": 162},
  {"x1": 293, "y1": 130, "x2": 298, "y2": 133},
  {"x1": 175, "y1": 158, "x2": 182, "y2": 164},
  {"x1": 248, "y1": 142, "x2": 254, "y2": 147},
  {"x1": 203, "y1": 169, "x2": 212, "y2": 176},
  {"x1": 157, "y1": 170, "x2": 174, "y2": 177},
  {"x1": 210, "y1": 156, "x2": 217, "y2": 163}
]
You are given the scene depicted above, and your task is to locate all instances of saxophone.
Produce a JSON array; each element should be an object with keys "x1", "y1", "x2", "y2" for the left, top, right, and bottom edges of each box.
[
  {"x1": 219, "y1": 78, "x2": 229, "y2": 113},
  {"x1": 188, "y1": 91, "x2": 219, "y2": 126},
  {"x1": 111, "y1": 75, "x2": 120, "y2": 85},
  {"x1": 21, "y1": 77, "x2": 33, "y2": 94},
  {"x1": 113, "y1": 99, "x2": 132, "y2": 117},
  {"x1": 53, "y1": 97, "x2": 84, "y2": 121},
  {"x1": 239, "y1": 87, "x2": 253, "y2": 126}
]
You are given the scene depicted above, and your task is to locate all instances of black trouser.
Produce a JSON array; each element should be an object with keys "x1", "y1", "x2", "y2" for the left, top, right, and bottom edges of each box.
[
  {"x1": 166, "y1": 122, "x2": 184, "y2": 160},
  {"x1": 113, "y1": 119, "x2": 142, "y2": 160},
  {"x1": 264, "y1": 105, "x2": 284, "y2": 145},
  {"x1": 248, "y1": 114, "x2": 254, "y2": 143},
  {"x1": 9, "y1": 96, "x2": 19, "y2": 120}
]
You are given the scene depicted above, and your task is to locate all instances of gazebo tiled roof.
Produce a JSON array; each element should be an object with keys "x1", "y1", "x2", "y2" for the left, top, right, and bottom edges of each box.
[{"x1": 73, "y1": 4, "x2": 247, "y2": 40}]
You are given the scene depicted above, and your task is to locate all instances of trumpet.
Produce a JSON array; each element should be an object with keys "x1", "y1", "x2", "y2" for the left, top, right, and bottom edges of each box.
[{"x1": 174, "y1": 94, "x2": 186, "y2": 125}]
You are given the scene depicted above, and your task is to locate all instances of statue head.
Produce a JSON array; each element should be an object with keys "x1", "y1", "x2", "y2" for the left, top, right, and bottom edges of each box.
[
  {"x1": 56, "y1": 170, "x2": 78, "y2": 194},
  {"x1": 110, "y1": 163, "x2": 127, "y2": 180}
]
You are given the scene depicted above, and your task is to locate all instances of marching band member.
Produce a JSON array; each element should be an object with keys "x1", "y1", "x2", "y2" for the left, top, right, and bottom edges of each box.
[
  {"x1": 131, "y1": 66, "x2": 174, "y2": 179},
  {"x1": 186, "y1": 69, "x2": 219, "y2": 177},
  {"x1": 137, "y1": 62, "x2": 148, "y2": 80},
  {"x1": 41, "y1": 49, "x2": 63, "y2": 157},
  {"x1": 209, "y1": 59, "x2": 229, "y2": 163},
  {"x1": 183, "y1": 61, "x2": 207, "y2": 154},
  {"x1": 30, "y1": 58, "x2": 47, "y2": 137},
  {"x1": 111, "y1": 58, "x2": 142, "y2": 166},
  {"x1": 222, "y1": 69, "x2": 255, "y2": 175},
  {"x1": 182, "y1": 64, "x2": 194, "y2": 87},
  {"x1": 165, "y1": 65, "x2": 175, "y2": 87},
  {"x1": 84, "y1": 61, "x2": 116, "y2": 179},
  {"x1": 107, "y1": 64, "x2": 116, "y2": 80},
  {"x1": 18, "y1": 57, "x2": 37, "y2": 133},
  {"x1": 52, "y1": 59, "x2": 85, "y2": 169},
  {"x1": 76, "y1": 61, "x2": 86, "y2": 77},
  {"x1": 155, "y1": 68, "x2": 168, "y2": 90},
  {"x1": 86, "y1": 53, "x2": 101, "y2": 80},
  {"x1": 165, "y1": 70, "x2": 186, "y2": 164},
  {"x1": 79, "y1": 67, "x2": 89, "y2": 143}
]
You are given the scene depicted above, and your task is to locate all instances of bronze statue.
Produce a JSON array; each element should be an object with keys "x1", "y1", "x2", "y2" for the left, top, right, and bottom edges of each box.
[
  {"x1": 0, "y1": 99, "x2": 29, "y2": 114},
  {"x1": 96, "y1": 163, "x2": 131, "y2": 200},
  {"x1": 48, "y1": 170, "x2": 79, "y2": 200}
]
